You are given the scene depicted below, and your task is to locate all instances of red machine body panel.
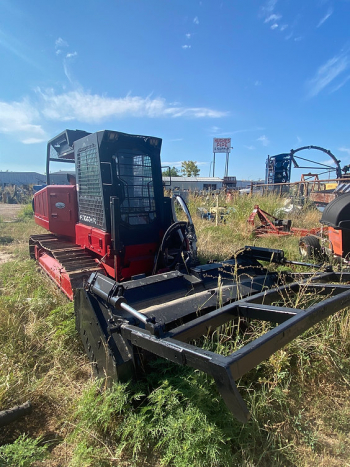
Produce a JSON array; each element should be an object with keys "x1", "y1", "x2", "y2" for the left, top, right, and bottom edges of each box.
[
  {"x1": 75, "y1": 223, "x2": 111, "y2": 256},
  {"x1": 328, "y1": 227, "x2": 343, "y2": 256},
  {"x1": 75, "y1": 221, "x2": 158, "y2": 280},
  {"x1": 34, "y1": 185, "x2": 78, "y2": 238},
  {"x1": 119, "y1": 243, "x2": 158, "y2": 281}
]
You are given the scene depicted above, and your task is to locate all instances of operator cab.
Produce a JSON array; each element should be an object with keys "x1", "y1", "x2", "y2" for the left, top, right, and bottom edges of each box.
[
  {"x1": 33, "y1": 129, "x2": 186, "y2": 283},
  {"x1": 73, "y1": 130, "x2": 170, "y2": 243}
]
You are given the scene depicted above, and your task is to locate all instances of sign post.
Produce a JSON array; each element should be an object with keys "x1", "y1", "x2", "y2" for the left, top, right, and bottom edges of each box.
[{"x1": 212, "y1": 138, "x2": 232, "y2": 177}]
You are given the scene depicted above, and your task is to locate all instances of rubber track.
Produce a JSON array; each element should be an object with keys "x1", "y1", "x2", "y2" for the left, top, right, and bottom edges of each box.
[{"x1": 29, "y1": 233, "x2": 104, "y2": 289}]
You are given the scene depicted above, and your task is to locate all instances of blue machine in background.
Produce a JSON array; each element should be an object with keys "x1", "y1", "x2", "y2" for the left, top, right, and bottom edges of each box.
[
  {"x1": 265, "y1": 146, "x2": 342, "y2": 185},
  {"x1": 265, "y1": 153, "x2": 292, "y2": 184}
]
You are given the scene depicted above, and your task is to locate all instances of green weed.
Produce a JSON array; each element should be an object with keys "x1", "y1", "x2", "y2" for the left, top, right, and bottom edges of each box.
[
  {"x1": 17, "y1": 204, "x2": 34, "y2": 220},
  {"x1": 0, "y1": 434, "x2": 48, "y2": 467}
]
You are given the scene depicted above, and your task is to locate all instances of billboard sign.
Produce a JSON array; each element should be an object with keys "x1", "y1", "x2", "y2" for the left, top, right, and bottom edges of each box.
[{"x1": 213, "y1": 138, "x2": 231, "y2": 153}]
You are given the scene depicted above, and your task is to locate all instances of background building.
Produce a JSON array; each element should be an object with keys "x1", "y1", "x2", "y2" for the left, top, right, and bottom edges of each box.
[
  {"x1": 163, "y1": 176, "x2": 260, "y2": 192},
  {"x1": 163, "y1": 177, "x2": 224, "y2": 191},
  {"x1": 0, "y1": 172, "x2": 46, "y2": 188}
]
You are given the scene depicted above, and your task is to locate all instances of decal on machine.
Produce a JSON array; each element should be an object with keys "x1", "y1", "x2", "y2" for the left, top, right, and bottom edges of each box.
[
  {"x1": 80, "y1": 214, "x2": 97, "y2": 224},
  {"x1": 55, "y1": 202, "x2": 66, "y2": 209}
]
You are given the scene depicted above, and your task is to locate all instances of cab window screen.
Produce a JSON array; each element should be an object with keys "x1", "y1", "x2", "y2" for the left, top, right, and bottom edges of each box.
[
  {"x1": 76, "y1": 144, "x2": 104, "y2": 228},
  {"x1": 115, "y1": 153, "x2": 156, "y2": 225}
]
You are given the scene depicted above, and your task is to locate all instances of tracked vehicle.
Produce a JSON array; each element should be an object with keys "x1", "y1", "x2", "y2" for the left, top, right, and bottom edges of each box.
[{"x1": 31, "y1": 129, "x2": 350, "y2": 422}]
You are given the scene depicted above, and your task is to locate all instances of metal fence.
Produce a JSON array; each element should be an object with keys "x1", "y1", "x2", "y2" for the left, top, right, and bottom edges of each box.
[{"x1": 247, "y1": 177, "x2": 350, "y2": 203}]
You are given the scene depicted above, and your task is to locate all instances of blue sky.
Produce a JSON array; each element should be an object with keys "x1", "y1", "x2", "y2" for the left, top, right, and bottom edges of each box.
[{"x1": 1, "y1": 0, "x2": 350, "y2": 181}]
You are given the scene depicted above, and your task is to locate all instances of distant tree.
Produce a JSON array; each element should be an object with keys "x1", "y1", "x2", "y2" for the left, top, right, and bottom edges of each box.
[
  {"x1": 181, "y1": 161, "x2": 200, "y2": 177},
  {"x1": 162, "y1": 166, "x2": 180, "y2": 177}
]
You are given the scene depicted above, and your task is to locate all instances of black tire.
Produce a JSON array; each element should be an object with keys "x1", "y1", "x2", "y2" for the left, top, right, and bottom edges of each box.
[{"x1": 299, "y1": 236, "x2": 321, "y2": 259}]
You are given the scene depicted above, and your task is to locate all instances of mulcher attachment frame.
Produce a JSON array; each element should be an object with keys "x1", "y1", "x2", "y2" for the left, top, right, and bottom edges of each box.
[{"x1": 75, "y1": 246, "x2": 350, "y2": 423}]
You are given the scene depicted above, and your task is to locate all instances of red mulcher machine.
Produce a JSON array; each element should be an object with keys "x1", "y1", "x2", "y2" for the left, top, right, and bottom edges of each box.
[
  {"x1": 30, "y1": 129, "x2": 350, "y2": 423},
  {"x1": 299, "y1": 192, "x2": 350, "y2": 263}
]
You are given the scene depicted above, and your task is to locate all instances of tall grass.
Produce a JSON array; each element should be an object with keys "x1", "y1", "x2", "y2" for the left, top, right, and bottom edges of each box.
[
  {"x1": 186, "y1": 191, "x2": 321, "y2": 262},
  {"x1": 0, "y1": 194, "x2": 349, "y2": 466}
]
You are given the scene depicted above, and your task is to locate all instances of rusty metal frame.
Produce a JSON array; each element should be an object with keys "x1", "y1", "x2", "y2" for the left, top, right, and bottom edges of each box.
[{"x1": 248, "y1": 205, "x2": 321, "y2": 238}]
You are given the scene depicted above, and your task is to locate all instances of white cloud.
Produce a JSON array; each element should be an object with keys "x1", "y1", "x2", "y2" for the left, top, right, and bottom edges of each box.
[
  {"x1": 262, "y1": 0, "x2": 278, "y2": 14},
  {"x1": 0, "y1": 99, "x2": 46, "y2": 142},
  {"x1": 339, "y1": 147, "x2": 350, "y2": 156},
  {"x1": 63, "y1": 61, "x2": 73, "y2": 83},
  {"x1": 22, "y1": 138, "x2": 46, "y2": 144},
  {"x1": 245, "y1": 145, "x2": 255, "y2": 150},
  {"x1": 166, "y1": 106, "x2": 228, "y2": 118},
  {"x1": 307, "y1": 48, "x2": 350, "y2": 97},
  {"x1": 193, "y1": 16, "x2": 199, "y2": 25},
  {"x1": 285, "y1": 32, "x2": 293, "y2": 40},
  {"x1": 55, "y1": 37, "x2": 68, "y2": 49},
  {"x1": 294, "y1": 36, "x2": 303, "y2": 42},
  {"x1": 297, "y1": 136, "x2": 302, "y2": 143},
  {"x1": 182, "y1": 45, "x2": 191, "y2": 49},
  {"x1": 232, "y1": 127, "x2": 264, "y2": 135},
  {"x1": 280, "y1": 24, "x2": 288, "y2": 31},
  {"x1": 210, "y1": 126, "x2": 221, "y2": 133},
  {"x1": 0, "y1": 29, "x2": 42, "y2": 70},
  {"x1": 261, "y1": 3, "x2": 283, "y2": 32},
  {"x1": 0, "y1": 88, "x2": 228, "y2": 144},
  {"x1": 55, "y1": 38, "x2": 77, "y2": 82},
  {"x1": 162, "y1": 161, "x2": 183, "y2": 167},
  {"x1": 319, "y1": 158, "x2": 336, "y2": 166},
  {"x1": 331, "y1": 74, "x2": 350, "y2": 93},
  {"x1": 317, "y1": 7, "x2": 333, "y2": 28},
  {"x1": 265, "y1": 14, "x2": 281, "y2": 23},
  {"x1": 209, "y1": 127, "x2": 264, "y2": 138},
  {"x1": 211, "y1": 132, "x2": 232, "y2": 137},
  {"x1": 257, "y1": 135, "x2": 270, "y2": 146},
  {"x1": 37, "y1": 88, "x2": 229, "y2": 121},
  {"x1": 254, "y1": 80, "x2": 262, "y2": 86},
  {"x1": 186, "y1": 33, "x2": 192, "y2": 39}
]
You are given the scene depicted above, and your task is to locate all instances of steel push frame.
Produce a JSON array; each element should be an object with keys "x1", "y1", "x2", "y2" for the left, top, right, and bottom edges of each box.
[{"x1": 86, "y1": 261, "x2": 350, "y2": 423}]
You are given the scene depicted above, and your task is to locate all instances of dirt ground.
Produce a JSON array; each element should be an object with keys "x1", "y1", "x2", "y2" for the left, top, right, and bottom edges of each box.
[
  {"x1": 0, "y1": 203, "x2": 23, "y2": 221},
  {"x1": 0, "y1": 252, "x2": 14, "y2": 264},
  {"x1": 0, "y1": 203, "x2": 23, "y2": 264}
]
